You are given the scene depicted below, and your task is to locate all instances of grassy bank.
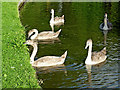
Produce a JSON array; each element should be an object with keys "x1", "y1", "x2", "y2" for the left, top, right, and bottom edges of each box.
[
  {"x1": 2, "y1": 2, "x2": 40, "y2": 88},
  {"x1": 0, "y1": 1, "x2": 2, "y2": 89}
]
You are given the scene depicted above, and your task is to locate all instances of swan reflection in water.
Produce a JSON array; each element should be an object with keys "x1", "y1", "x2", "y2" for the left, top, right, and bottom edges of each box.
[
  {"x1": 38, "y1": 37, "x2": 61, "y2": 44},
  {"x1": 103, "y1": 30, "x2": 108, "y2": 45},
  {"x1": 27, "y1": 37, "x2": 61, "y2": 45},
  {"x1": 34, "y1": 64, "x2": 67, "y2": 85},
  {"x1": 34, "y1": 64, "x2": 67, "y2": 75},
  {"x1": 85, "y1": 61, "x2": 107, "y2": 88}
]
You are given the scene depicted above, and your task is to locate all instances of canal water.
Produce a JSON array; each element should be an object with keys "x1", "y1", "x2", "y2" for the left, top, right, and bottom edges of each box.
[{"x1": 20, "y1": 2, "x2": 120, "y2": 88}]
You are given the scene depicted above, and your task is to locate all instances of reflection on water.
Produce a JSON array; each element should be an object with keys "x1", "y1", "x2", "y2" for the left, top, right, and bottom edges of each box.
[
  {"x1": 35, "y1": 64, "x2": 68, "y2": 86},
  {"x1": 102, "y1": 30, "x2": 108, "y2": 45},
  {"x1": 34, "y1": 64, "x2": 67, "y2": 74},
  {"x1": 58, "y1": 0, "x2": 63, "y2": 14},
  {"x1": 86, "y1": 61, "x2": 107, "y2": 88},
  {"x1": 20, "y1": 2, "x2": 120, "y2": 88},
  {"x1": 38, "y1": 38, "x2": 61, "y2": 44}
]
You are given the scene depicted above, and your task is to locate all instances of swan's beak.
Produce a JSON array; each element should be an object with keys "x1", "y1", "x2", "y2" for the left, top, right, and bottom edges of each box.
[
  {"x1": 85, "y1": 44, "x2": 88, "y2": 49},
  {"x1": 28, "y1": 31, "x2": 34, "y2": 40},
  {"x1": 28, "y1": 32, "x2": 31, "y2": 39},
  {"x1": 27, "y1": 35, "x2": 31, "y2": 40},
  {"x1": 23, "y1": 41, "x2": 27, "y2": 44},
  {"x1": 24, "y1": 40, "x2": 29, "y2": 44}
]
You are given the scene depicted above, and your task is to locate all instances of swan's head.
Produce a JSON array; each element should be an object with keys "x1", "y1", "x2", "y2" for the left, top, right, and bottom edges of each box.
[
  {"x1": 24, "y1": 40, "x2": 37, "y2": 46},
  {"x1": 104, "y1": 13, "x2": 108, "y2": 24},
  {"x1": 28, "y1": 29, "x2": 38, "y2": 39},
  {"x1": 104, "y1": 13, "x2": 107, "y2": 18},
  {"x1": 51, "y1": 9, "x2": 54, "y2": 14},
  {"x1": 85, "y1": 39, "x2": 92, "y2": 49},
  {"x1": 62, "y1": 15, "x2": 64, "y2": 19}
]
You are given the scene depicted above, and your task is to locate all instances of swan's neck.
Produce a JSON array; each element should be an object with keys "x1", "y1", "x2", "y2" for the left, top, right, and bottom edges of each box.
[
  {"x1": 103, "y1": 18, "x2": 108, "y2": 30},
  {"x1": 50, "y1": 11, "x2": 55, "y2": 32},
  {"x1": 31, "y1": 30, "x2": 38, "y2": 39},
  {"x1": 30, "y1": 44, "x2": 37, "y2": 64},
  {"x1": 51, "y1": 11, "x2": 54, "y2": 20},
  {"x1": 86, "y1": 44, "x2": 92, "y2": 64}
]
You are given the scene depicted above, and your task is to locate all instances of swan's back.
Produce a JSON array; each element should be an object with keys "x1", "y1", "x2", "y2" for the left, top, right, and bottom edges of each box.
[
  {"x1": 55, "y1": 17, "x2": 64, "y2": 22},
  {"x1": 100, "y1": 22, "x2": 112, "y2": 30},
  {"x1": 55, "y1": 16, "x2": 64, "y2": 21},
  {"x1": 91, "y1": 47, "x2": 107, "y2": 64},
  {"x1": 38, "y1": 31, "x2": 54, "y2": 36},
  {"x1": 36, "y1": 30, "x2": 61, "y2": 40},
  {"x1": 54, "y1": 15, "x2": 64, "y2": 25}
]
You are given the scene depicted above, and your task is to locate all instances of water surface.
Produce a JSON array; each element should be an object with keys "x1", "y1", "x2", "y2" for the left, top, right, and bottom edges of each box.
[{"x1": 20, "y1": 2, "x2": 120, "y2": 88}]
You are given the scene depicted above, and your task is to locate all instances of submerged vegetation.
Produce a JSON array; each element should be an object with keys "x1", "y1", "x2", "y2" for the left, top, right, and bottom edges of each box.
[{"x1": 2, "y1": 2, "x2": 40, "y2": 88}]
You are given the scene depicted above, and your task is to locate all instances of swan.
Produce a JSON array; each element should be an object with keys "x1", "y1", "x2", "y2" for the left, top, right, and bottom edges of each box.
[
  {"x1": 85, "y1": 39, "x2": 107, "y2": 65},
  {"x1": 100, "y1": 13, "x2": 112, "y2": 30},
  {"x1": 28, "y1": 29, "x2": 61, "y2": 40},
  {"x1": 24, "y1": 40, "x2": 67, "y2": 67},
  {"x1": 50, "y1": 9, "x2": 64, "y2": 32}
]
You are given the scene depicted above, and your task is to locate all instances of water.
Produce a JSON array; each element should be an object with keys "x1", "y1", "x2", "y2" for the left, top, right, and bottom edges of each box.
[{"x1": 20, "y1": 2, "x2": 120, "y2": 88}]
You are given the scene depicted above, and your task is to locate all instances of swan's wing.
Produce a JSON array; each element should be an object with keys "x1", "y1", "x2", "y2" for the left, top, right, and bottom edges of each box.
[
  {"x1": 53, "y1": 16, "x2": 64, "y2": 26},
  {"x1": 91, "y1": 52, "x2": 98, "y2": 61},
  {"x1": 91, "y1": 50, "x2": 106, "y2": 62},
  {"x1": 107, "y1": 22, "x2": 112, "y2": 29},
  {"x1": 55, "y1": 16, "x2": 61, "y2": 20},
  {"x1": 99, "y1": 23, "x2": 104, "y2": 30},
  {"x1": 54, "y1": 16, "x2": 64, "y2": 22},
  {"x1": 37, "y1": 31, "x2": 54, "y2": 37},
  {"x1": 33, "y1": 56, "x2": 63, "y2": 66},
  {"x1": 39, "y1": 31, "x2": 53, "y2": 34},
  {"x1": 100, "y1": 47, "x2": 106, "y2": 55},
  {"x1": 107, "y1": 19, "x2": 112, "y2": 29}
]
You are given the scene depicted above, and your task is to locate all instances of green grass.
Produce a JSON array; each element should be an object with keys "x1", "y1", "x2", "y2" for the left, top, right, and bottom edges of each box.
[
  {"x1": 2, "y1": 2, "x2": 40, "y2": 88},
  {"x1": 0, "y1": 1, "x2": 2, "y2": 90}
]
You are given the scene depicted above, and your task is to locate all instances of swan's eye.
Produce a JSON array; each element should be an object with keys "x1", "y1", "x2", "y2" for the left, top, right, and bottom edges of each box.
[
  {"x1": 32, "y1": 32, "x2": 35, "y2": 35},
  {"x1": 87, "y1": 41, "x2": 90, "y2": 45},
  {"x1": 87, "y1": 42, "x2": 89, "y2": 44},
  {"x1": 29, "y1": 32, "x2": 35, "y2": 39}
]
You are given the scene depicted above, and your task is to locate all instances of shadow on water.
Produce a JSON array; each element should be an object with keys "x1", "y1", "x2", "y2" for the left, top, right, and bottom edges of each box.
[{"x1": 20, "y1": 2, "x2": 120, "y2": 88}]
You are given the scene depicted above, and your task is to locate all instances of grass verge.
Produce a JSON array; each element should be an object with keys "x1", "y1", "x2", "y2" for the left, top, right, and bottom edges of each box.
[
  {"x1": 2, "y1": 2, "x2": 40, "y2": 88},
  {"x1": 0, "y1": 1, "x2": 2, "y2": 90}
]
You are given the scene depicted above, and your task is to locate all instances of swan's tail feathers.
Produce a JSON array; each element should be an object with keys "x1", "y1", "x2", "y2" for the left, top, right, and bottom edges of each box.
[
  {"x1": 101, "y1": 47, "x2": 106, "y2": 54},
  {"x1": 61, "y1": 51, "x2": 67, "y2": 60},
  {"x1": 54, "y1": 29, "x2": 62, "y2": 37},
  {"x1": 62, "y1": 15, "x2": 64, "y2": 19},
  {"x1": 62, "y1": 15, "x2": 65, "y2": 23}
]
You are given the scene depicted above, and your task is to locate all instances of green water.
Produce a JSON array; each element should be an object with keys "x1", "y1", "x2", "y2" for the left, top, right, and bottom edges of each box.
[{"x1": 20, "y1": 2, "x2": 120, "y2": 88}]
